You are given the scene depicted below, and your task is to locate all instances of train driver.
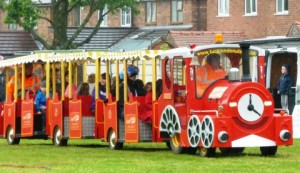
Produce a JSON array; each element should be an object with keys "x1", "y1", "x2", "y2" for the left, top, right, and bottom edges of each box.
[
  {"x1": 7, "y1": 63, "x2": 41, "y2": 98},
  {"x1": 196, "y1": 53, "x2": 227, "y2": 96}
]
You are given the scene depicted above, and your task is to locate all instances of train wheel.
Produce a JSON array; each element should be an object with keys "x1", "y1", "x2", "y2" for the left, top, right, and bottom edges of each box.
[
  {"x1": 200, "y1": 116, "x2": 214, "y2": 148},
  {"x1": 53, "y1": 127, "x2": 68, "y2": 146},
  {"x1": 165, "y1": 141, "x2": 171, "y2": 150},
  {"x1": 108, "y1": 129, "x2": 123, "y2": 150},
  {"x1": 160, "y1": 106, "x2": 181, "y2": 137},
  {"x1": 199, "y1": 147, "x2": 216, "y2": 157},
  {"x1": 6, "y1": 126, "x2": 20, "y2": 145},
  {"x1": 186, "y1": 147, "x2": 198, "y2": 155},
  {"x1": 220, "y1": 147, "x2": 245, "y2": 155},
  {"x1": 187, "y1": 115, "x2": 201, "y2": 148},
  {"x1": 170, "y1": 133, "x2": 184, "y2": 154},
  {"x1": 260, "y1": 146, "x2": 277, "y2": 156}
]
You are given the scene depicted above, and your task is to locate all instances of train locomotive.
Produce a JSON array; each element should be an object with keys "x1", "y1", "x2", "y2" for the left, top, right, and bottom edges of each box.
[{"x1": 157, "y1": 43, "x2": 293, "y2": 156}]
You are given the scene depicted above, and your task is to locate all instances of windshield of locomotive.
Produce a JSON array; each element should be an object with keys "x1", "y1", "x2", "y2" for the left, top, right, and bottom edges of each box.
[{"x1": 194, "y1": 48, "x2": 258, "y2": 98}]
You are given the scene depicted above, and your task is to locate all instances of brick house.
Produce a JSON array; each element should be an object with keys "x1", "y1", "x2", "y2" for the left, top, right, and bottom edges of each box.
[
  {"x1": 1, "y1": 0, "x2": 299, "y2": 53},
  {"x1": 207, "y1": 0, "x2": 300, "y2": 39}
]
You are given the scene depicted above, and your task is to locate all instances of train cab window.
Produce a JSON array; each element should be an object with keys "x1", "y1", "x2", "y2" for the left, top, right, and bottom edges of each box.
[
  {"x1": 165, "y1": 58, "x2": 172, "y2": 89},
  {"x1": 195, "y1": 53, "x2": 228, "y2": 97},
  {"x1": 173, "y1": 57, "x2": 184, "y2": 86}
]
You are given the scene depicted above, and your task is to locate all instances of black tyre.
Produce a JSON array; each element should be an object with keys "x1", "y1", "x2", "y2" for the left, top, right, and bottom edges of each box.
[
  {"x1": 170, "y1": 134, "x2": 184, "y2": 154},
  {"x1": 165, "y1": 141, "x2": 171, "y2": 150},
  {"x1": 186, "y1": 147, "x2": 198, "y2": 154},
  {"x1": 260, "y1": 146, "x2": 277, "y2": 156},
  {"x1": 220, "y1": 147, "x2": 245, "y2": 155},
  {"x1": 53, "y1": 127, "x2": 68, "y2": 146},
  {"x1": 108, "y1": 129, "x2": 123, "y2": 150},
  {"x1": 6, "y1": 126, "x2": 20, "y2": 145},
  {"x1": 199, "y1": 147, "x2": 216, "y2": 157}
]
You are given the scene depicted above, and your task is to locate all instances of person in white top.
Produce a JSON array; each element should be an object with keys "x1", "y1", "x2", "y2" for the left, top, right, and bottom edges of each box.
[{"x1": 87, "y1": 73, "x2": 95, "y2": 95}]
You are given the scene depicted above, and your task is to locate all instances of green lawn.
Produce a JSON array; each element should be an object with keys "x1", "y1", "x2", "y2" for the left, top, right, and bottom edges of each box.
[{"x1": 0, "y1": 138, "x2": 299, "y2": 173}]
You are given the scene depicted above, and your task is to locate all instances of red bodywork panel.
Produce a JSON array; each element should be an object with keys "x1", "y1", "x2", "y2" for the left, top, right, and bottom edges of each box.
[
  {"x1": 0, "y1": 103, "x2": 4, "y2": 136},
  {"x1": 3, "y1": 101, "x2": 16, "y2": 138},
  {"x1": 124, "y1": 100, "x2": 139, "y2": 142},
  {"x1": 49, "y1": 97, "x2": 63, "y2": 139},
  {"x1": 21, "y1": 99, "x2": 34, "y2": 137},
  {"x1": 95, "y1": 100, "x2": 104, "y2": 138},
  {"x1": 104, "y1": 102, "x2": 117, "y2": 142},
  {"x1": 69, "y1": 98, "x2": 82, "y2": 139}
]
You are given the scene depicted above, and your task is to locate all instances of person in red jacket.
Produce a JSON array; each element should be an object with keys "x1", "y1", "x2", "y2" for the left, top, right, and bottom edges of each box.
[{"x1": 140, "y1": 82, "x2": 152, "y2": 124}]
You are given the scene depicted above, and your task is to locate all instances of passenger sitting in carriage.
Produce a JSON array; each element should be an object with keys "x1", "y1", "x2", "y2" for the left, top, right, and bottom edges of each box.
[
  {"x1": 90, "y1": 73, "x2": 109, "y2": 114},
  {"x1": 7, "y1": 63, "x2": 41, "y2": 98},
  {"x1": 140, "y1": 82, "x2": 153, "y2": 124},
  {"x1": 77, "y1": 82, "x2": 90, "y2": 96},
  {"x1": 65, "y1": 72, "x2": 77, "y2": 98},
  {"x1": 117, "y1": 65, "x2": 145, "y2": 120}
]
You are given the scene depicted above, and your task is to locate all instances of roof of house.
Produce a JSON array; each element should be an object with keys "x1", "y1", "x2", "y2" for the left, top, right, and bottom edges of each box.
[
  {"x1": 109, "y1": 25, "x2": 193, "y2": 51},
  {"x1": 166, "y1": 31, "x2": 247, "y2": 47},
  {"x1": 67, "y1": 27, "x2": 135, "y2": 50},
  {"x1": 287, "y1": 21, "x2": 300, "y2": 37},
  {"x1": 0, "y1": 31, "x2": 39, "y2": 57}
]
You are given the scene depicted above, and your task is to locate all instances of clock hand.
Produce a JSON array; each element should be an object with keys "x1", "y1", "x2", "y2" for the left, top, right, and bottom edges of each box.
[
  {"x1": 252, "y1": 108, "x2": 261, "y2": 116},
  {"x1": 249, "y1": 94, "x2": 252, "y2": 105},
  {"x1": 247, "y1": 100, "x2": 261, "y2": 116}
]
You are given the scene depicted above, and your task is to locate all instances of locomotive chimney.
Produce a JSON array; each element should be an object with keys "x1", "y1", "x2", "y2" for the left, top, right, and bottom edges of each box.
[{"x1": 239, "y1": 43, "x2": 252, "y2": 82}]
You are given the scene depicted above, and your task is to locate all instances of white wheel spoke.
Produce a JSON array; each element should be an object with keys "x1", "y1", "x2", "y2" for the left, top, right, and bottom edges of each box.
[
  {"x1": 160, "y1": 106, "x2": 181, "y2": 137},
  {"x1": 200, "y1": 116, "x2": 214, "y2": 148},
  {"x1": 187, "y1": 115, "x2": 201, "y2": 147}
]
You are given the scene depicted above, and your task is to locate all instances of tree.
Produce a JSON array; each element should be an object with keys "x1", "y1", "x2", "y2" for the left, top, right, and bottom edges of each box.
[{"x1": 0, "y1": 0, "x2": 139, "y2": 50}]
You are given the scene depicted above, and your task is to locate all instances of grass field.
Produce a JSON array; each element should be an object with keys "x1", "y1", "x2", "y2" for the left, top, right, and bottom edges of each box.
[{"x1": 0, "y1": 138, "x2": 299, "y2": 173}]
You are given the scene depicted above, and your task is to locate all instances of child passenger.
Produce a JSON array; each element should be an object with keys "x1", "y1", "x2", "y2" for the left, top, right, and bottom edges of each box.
[
  {"x1": 65, "y1": 72, "x2": 77, "y2": 97},
  {"x1": 140, "y1": 82, "x2": 152, "y2": 124},
  {"x1": 77, "y1": 82, "x2": 90, "y2": 96},
  {"x1": 90, "y1": 73, "x2": 109, "y2": 114},
  {"x1": 34, "y1": 81, "x2": 49, "y2": 131}
]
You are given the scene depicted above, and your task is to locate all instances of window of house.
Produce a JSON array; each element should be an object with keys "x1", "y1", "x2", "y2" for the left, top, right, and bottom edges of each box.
[
  {"x1": 218, "y1": 0, "x2": 229, "y2": 16},
  {"x1": 146, "y1": 1, "x2": 156, "y2": 23},
  {"x1": 121, "y1": 7, "x2": 131, "y2": 27},
  {"x1": 171, "y1": 0, "x2": 183, "y2": 23},
  {"x1": 74, "y1": 7, "x2": 81, "y2": 26},
  {"x1": 100, "y1": 5, "x2": 108, "y2": 27},
  {"x1": 8, "y1": 23, "x2": 17, "y2": 30},
  {"x1": 276, "y1": 0, "x2": 288, "y2": 14},
  {"x1": 245, "y1": 0, "x2": 257, "y2": 15}
]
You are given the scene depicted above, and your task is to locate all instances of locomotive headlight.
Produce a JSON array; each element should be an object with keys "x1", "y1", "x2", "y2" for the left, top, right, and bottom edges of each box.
[
  {"x1": 237, "y1": 93, "x2": 264, "y2": 122},
  {"x1": 218, "y1": 131, "x2": 229, "y2": 143},
  {"x1": 280, "y1": 129, "x2": 291, "y2": 141}
]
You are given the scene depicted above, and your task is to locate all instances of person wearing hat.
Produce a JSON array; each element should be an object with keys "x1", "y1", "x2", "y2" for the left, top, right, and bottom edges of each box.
[
  {"x1": 34, "y1": 80, "x2": 49, "y2": 131},
  {"x1": 277, "y1": 64, "x2": 293, "y2": 112},
  {"x1": 116, "y1": 65, "x2": 145, "y2": 120}
]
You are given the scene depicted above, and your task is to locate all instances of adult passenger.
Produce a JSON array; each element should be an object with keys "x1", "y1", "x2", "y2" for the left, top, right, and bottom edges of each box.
[
  {"x1": 196, "y1": 54, "x2": 227, "y2": 96},
  {"x1": 7, "y1": 63, "x2": 41, "y2": 97}
]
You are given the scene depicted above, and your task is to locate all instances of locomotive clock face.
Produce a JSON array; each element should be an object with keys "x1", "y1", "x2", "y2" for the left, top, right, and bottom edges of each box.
[{"x1": 237, "y1": 93, "x2": 264, "y2": 122}]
